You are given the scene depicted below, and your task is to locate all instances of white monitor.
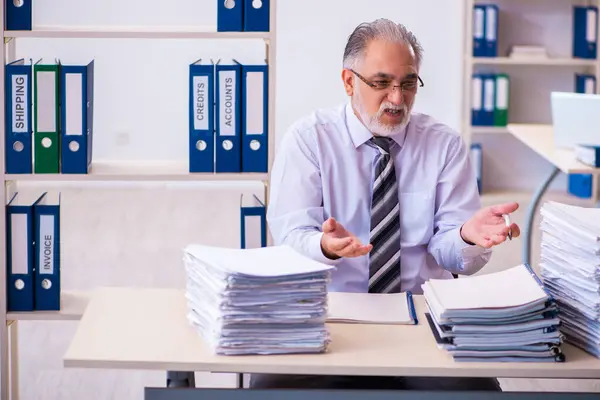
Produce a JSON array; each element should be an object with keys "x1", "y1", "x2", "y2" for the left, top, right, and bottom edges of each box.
[{"x1": 551, "y1": 91, "x2": 600, "y2": 149}]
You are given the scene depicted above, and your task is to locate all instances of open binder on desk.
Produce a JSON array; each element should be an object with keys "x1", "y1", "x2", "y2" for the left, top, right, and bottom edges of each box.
[
  {"x1": 327, "y1": 292, "x2": 418, "y2": 325},
  {"x1": 422, "y1": 264, "x2": 564, "y2": 362}
]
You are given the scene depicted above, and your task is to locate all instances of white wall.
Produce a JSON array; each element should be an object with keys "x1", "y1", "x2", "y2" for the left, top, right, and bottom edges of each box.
[{"x1": 12, "y1": 0, "x2": 580, "y2": 193}]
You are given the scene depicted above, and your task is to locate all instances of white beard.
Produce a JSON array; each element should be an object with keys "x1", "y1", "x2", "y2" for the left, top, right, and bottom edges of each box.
[{"x1": 352, "y1": 88, "x2": 411, "y2": 137}]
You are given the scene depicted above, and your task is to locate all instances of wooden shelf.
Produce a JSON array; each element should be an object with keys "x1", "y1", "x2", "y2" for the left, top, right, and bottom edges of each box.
[
  {"x1": 3, "y1": 26, "x2": 271, "y2": 40},
  {"x1": 7, "y1": 290, "x2": 90, "y2": 321},
  {"x1": 471, "y1": 126, "x2": 508, "y2": 135},
  {"x1": 471, "y1": 56, "x2": 596, "y2": 66},
  {"x1": 5, "y1": 161, "x2": 268, "y2": 182}
]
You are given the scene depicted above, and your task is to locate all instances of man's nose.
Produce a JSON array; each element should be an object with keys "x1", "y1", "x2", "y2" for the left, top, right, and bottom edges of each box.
[{"x1": 387, "y1": 87, "x2": 404, "y2": 105}]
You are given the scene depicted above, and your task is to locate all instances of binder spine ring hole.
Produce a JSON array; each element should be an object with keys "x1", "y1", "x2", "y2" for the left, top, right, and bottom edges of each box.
[
  {"x1": 12, "y1": 0, "x2": 23, "y2": 7},
  {"x1": 223, "y1": 140, "x2": 233, "y2": 151},
  {"x1": 41, "y1": 279, "x2": 52, "y2": 290},
  {"x1": 224, "y1": 0, "x2": 235, "y2": 9},
  {"x1": 14, "y1": 279, "x2": 24, "y2": 290},
  {"x1": 41, "y1": 138, "x2": 52, "y2": 149},
  {"x1": 252, "y1": 0, "x2": 263, "y2": 9},
  {"x1": 12, "y1": 141, "x2": 23, "y2": 152},
  {"x1": 250, "y1": 139, "x2": 260, "y2": 151},
  {"x1": 69, "y1": 141, "x2": 80, "y2": 152},
  {"x1": 196, "y1": 140, "x2": 207, "y2": 151}
]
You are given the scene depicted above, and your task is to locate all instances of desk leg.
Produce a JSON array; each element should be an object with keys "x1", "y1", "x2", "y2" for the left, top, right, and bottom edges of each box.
[
  {"x1": 166, "y1": 371, "x2": 195, "y2": 388},
  {"x1": 523, "y1": 166, "x2": 560, "y2": 266}
]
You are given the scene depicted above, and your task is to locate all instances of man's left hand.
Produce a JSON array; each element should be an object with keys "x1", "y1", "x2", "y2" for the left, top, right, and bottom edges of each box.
[{"x1": 460, "y1": 202, "x2": 521, "y2": 248}]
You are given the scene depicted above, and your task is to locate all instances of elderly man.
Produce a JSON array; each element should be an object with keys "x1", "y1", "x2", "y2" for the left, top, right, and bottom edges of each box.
[{"x1": 254, "y1": 19, "x2": 520, "y2": 390}]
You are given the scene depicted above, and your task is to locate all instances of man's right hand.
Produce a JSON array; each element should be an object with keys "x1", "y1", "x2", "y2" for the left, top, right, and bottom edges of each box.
[{"x1": 320, "y1": 217, "x2": 372, "y2": 260}]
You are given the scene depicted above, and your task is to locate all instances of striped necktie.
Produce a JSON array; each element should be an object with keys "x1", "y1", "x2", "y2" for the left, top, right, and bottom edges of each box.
[{"x1": 368, "y1": 136, "x2": 401, "y2": 293}]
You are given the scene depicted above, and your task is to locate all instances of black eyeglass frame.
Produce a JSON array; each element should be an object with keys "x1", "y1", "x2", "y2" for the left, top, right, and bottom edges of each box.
[{"x1": 349, "y1": 68, "x2": 424, "y2": 92}]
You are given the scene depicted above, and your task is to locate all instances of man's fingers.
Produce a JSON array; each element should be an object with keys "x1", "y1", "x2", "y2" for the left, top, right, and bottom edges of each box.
[
  {"x1": 322, "y1": 217, "x2": 336, "y2": 234},
  {"x1": 326, "y1": 236, "x2": 353, "y2": 252},
  {"x1": 490, "y1": 202, "x2": 519, "y2": 215},
  {"x1": 339, "y1": 243, "x2": 372, "y2": 258}
]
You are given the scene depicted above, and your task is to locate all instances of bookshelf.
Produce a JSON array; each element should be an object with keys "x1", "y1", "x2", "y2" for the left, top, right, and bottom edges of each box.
[
  {"x1": 0, "y1": 1, "x2": 278, "y2": 399},
  {"x1": 462, "y1": 0, "x2": 600, "y2": 194}
]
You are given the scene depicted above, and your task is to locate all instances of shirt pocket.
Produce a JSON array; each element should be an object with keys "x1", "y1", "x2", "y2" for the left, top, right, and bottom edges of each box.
[{"x1": 399, "y1": 191, "x2": 435, "y2": 246}]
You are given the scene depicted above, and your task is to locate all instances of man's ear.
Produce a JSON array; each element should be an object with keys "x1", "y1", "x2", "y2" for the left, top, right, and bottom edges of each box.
[{"x1": 341, "y1": 69, "x2": 354, "y2": 96}]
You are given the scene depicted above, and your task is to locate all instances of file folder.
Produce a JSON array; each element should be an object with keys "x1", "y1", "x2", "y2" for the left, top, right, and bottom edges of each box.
[
  {"x1": 568, "y1": 74, "x2": 597, "y2": 199},
  {"x1": 482, "y1": 74, "x2": 496, "y2": 126},
  {"x1": 6, "y1": 192, "x2": 43, "y2": 312},
  {"x1": 5, "y1": 0, "x2": 32, "y2": 31},
  {"x1": 573, "y1": 5, "x2": 598, "y2": 59},
  {"x1": 243, "y1": 0, "x2": 270, "y2": 32},
  {"x1": 471, "y1": 73, "x2": 484, "y2": 126},
  {"x1": 33, "y1": 59, "x2": 60, "y2": 174},
  {"x1": 485, "y1": 4, "x2": 498, "y2": 57},
  {"x1": 217, "y1": 0, "x2": 243, "y2": 32},
  {"x1": 494, "y1": 73, "x2": 509, "y2": 126},
  {"x1": 60, "y1": 60, "x2": 94, "y2": 174},
  {"x1": 240, "y1": 194, "x2": 266, "y2": 249},
  {"x1": 33, "y1": 192, "x2": 61, "y2": 311},
  {"x1": 5, "y1": 58, "x2": 33, "y2": 174},
  {"x1": 215, "y1": 59, "x2": 241, "y2": 173},
  {"x1": 239, "y1": 59, "x2": 268, "y2": 173},
  {"x1": 472, "y1": 5, "x2": 486, "y2": 57},
  {"x1": 470, "y1": 143, "x2": 482, "y2": 194},
  {"x1": 188, "y1": 59, "x2": 215, "y2": 173}
]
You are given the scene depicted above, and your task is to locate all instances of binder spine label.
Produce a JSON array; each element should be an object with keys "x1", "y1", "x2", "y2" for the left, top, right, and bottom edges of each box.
[
  {"x1": 473, "y1": 8, "x2": 484, "y2": 39},
  {"x1": 10, "y1": 214, "x2": 28, "y2": 275},
  {"x1": 193, "y1": 76, "x2": 209, "y2": 131},
  {"x1": 11, "y1": 74, "x2": 28, "y2": 133},
  {"x1": 219, "y1": 70, "x2": 237, "y2": 136},
  {"x1": 587, "y1": 8, "x2": 597, "y2": 43},
  {"x1": 472, "y1": 77, "x2": 482, "y2": 110},
  {"x1": 39, "y1": 215, "x2": 55, "y2": 275},
  {"x1": 65, "y1": 73, "x2": 83, "y2": 135},
  {"x1": 496, "y1": 77, "x2": 508, "y2": 110},
  {"x1": 246, "y1": 71, "x2": 265, "y2": 135},
  {"x1": 585, "y1": 78, "x2": 596, "y2": 94}
]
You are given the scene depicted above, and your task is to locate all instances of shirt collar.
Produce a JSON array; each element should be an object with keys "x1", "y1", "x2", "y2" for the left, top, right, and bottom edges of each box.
[{"x1": 344, "y1": 101, "x2": 408, "y2": 149}]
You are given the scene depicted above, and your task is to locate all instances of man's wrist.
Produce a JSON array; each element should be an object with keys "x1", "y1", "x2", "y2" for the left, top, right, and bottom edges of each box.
[{"x1": 460, "y1": 224, "x2": 476, "y2": 246}]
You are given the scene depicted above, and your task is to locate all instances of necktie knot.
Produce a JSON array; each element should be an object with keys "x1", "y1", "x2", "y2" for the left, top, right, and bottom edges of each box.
[{"x1": 370, "y1": 136, "x2": 393, "y2": 154}]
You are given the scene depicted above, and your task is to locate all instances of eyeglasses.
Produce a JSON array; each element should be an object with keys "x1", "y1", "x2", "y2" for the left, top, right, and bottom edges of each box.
[{"x1": 350, "y1": 69, "x2": 424, "y2": 93}]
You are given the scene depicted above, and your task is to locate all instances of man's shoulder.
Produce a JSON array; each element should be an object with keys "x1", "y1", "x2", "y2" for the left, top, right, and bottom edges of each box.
[
  {"x1": 286, "y1": 103, "x2": 347, "y2": 138},
  {"x1": 409, "y1": 112, "x2": 462, "y2": 142}
]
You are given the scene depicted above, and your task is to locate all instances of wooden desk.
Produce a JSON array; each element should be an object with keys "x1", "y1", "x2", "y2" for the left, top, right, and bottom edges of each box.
[
  {"x1": 63, "y1": 286, "x2": 600, "y2": 379},
  {"x1": 506, "y1": 124, "x2": 600, "y2": 265}
]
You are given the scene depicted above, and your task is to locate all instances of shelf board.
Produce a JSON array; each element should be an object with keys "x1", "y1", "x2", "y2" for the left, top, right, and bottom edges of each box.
[
  {"x1": 472, "y1": 56, "x2": 596, "y2": 67},
  {"x1": 5, "y1": 161, "x2": 268, "y2": 182},
  {"x1": 471, "y1": 126, "x2": 508, "y2": 135},
  {"x1": 7, "y1": 290, "x2": 90, "y2": 321},
  {"x1": 3, "y1": 26, "x2": 271, "y2": 40}
]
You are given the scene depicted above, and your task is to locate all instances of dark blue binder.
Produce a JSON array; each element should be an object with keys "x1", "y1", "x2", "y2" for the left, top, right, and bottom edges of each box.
[
  {"x1": 573, "y1": 5, "x2": 598, "y2": 59},
  {"x1": 472, "y1": 5, "x2": 486, "y2": 57},
  {"x1": 217, "y1": 0, "x2": 244, "y2": 32},
  {"x1": 5, "y1": 0, "x2": 32, "y2": 31},
  {"x1": 5, "y1": 58, "x2": 32, "y2": 174},
  {"x1": 243, "y1": 0, "x2": 270, "y2": 32},
  {"x1": 188, "y1": 59, "x2": 215, "y2": 173},
  {"x1": 215, "y1": 59, "x2": 242, "y2": 173}
]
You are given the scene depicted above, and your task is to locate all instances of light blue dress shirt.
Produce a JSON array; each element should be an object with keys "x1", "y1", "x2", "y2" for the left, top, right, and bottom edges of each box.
[{"x1": 267, "y1": 102, "x2": 492, "y2": 294}]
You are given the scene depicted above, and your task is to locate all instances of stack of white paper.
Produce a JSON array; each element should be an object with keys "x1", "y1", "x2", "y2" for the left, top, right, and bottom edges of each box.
[
  {"x1": 539, "y1": 201, "x2": 600, "y2": 357},
  {"x1": 183, "y1": 244, "x2": 335, "y2": 356},
  {"x1": 422, "y1": 264, "x2": 564, "y2": 362}
]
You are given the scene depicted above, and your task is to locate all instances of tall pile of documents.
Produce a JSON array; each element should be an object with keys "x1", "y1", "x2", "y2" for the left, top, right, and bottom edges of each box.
[
  {"x1": 539, "y1": 201, "x2": 600, "y2": 357},
  {"x1": 183, "y1": 244, "x2": 334, "y2": 355},
  {"x1": 422, "y1": 264, "x2": 564, "y2": 362}
]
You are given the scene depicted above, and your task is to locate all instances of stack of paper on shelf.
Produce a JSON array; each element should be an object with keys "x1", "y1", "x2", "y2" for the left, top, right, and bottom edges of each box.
[
  {"x1": 183, "y1": 244, "x2": 334, "y2": 356},
  {"x1": 539, "y1": 201, "x2": 600, "y2": 358},
  {"x1": 422, "y1": 264, "x2": 564, "y2": 362}
]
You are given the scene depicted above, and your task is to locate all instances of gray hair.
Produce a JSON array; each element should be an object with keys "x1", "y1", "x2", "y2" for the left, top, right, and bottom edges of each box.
[{"x1": 343, "y1": 19, "x2": 423, "y2": 70}]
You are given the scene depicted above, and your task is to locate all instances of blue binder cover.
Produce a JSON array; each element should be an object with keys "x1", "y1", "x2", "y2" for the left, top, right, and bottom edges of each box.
[
  {"x1": 217, "y1": 0, "x2": 243, "y2": 32},
  {"x1": 243, "y1": 0, "x2": 270, "y2": 32},
  {"x1": 239, "y1": 60, "x2": 268, "y2": 173},
  {"x1": 484, "y1": 4, "x2": 498, "y2": 57},
  {"x1": 5, "y1": 0, "x2": 32, "y2": 30},
  {"x1": 472, "y1": 5, "x2": 486, "y2": 57},
  {"x1": 6, "y1": 192, "x2": 43, "y2": 312},
  {"x1": 471, "y1": 73, "x2": 484, "y2": 126},
  {"x1": 240, "y1": 194, "x2": 266, "y2": 249},
  {"x1": 5, "y1": 58, "x2": 32, "y2": 174},
  {"x1": 573, "y1": 5, "x2": 598, "y2": 59},
  {"x1": 189, "y1": 58, "x2": 215, "y2": 173},
  {"x1": 60, "y1": 60, "x2": 94, "y2": 174},
  {"x1": 215, "y1": 59, "x2": 242, "y2": 173},
  {"x1": 33, "y1": 192, "x2": 61, "y2": 311}
]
